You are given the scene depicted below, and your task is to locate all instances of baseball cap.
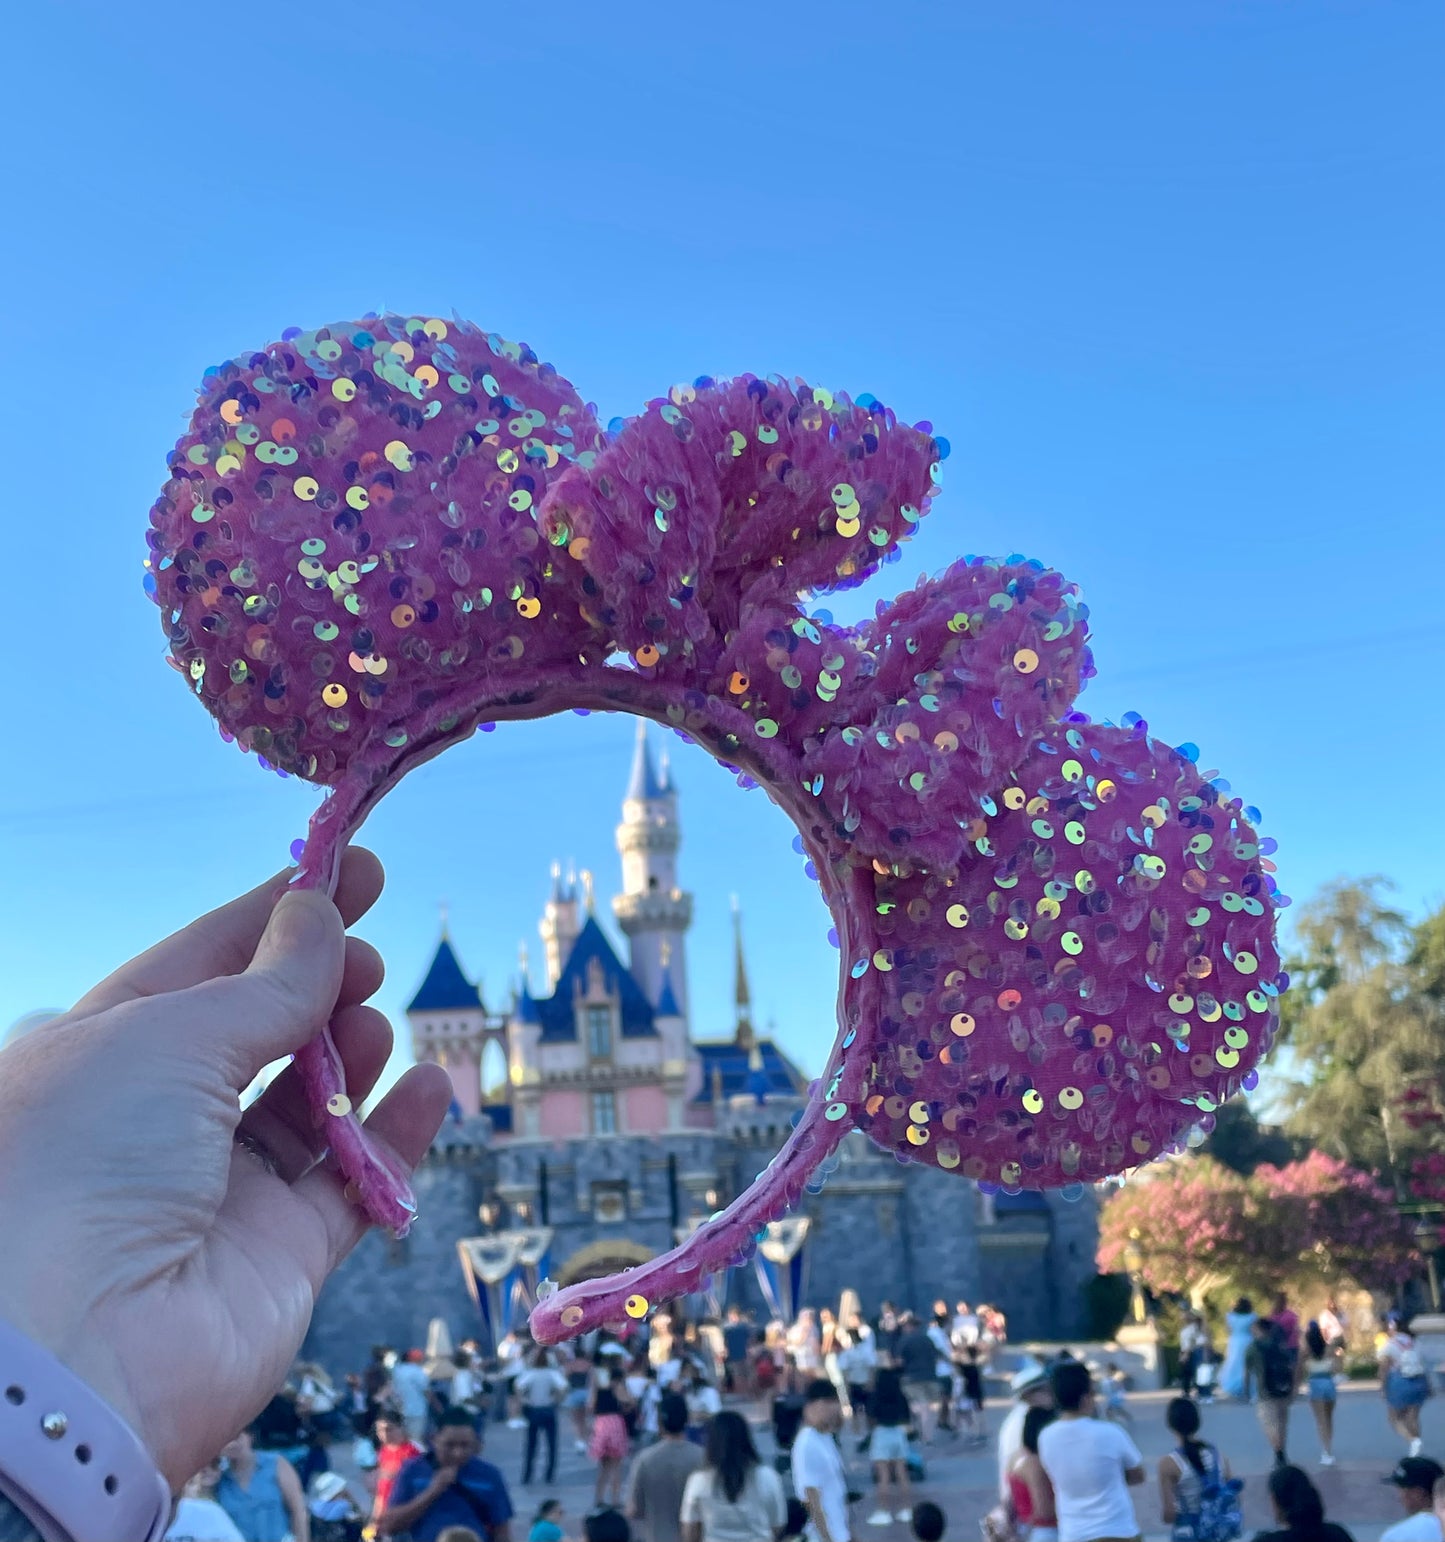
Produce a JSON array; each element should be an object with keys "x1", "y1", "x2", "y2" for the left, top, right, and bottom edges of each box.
[
  {"x1": 1384, "y1": 1457, "x2": 1444, "y2": 1490},
  {"x1": 1009, "y1": 1359, "x2": 1049, "y2": 1396}
]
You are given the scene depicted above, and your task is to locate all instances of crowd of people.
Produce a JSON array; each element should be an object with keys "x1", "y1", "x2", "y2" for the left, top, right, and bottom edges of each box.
[
  {"x1": 160, "y1": 1299, "x2": 1008, "y2": 1541},
  {"x1": 159, "y1": 1292, "x2": 1445, "y2": 1542},
  {"x1": 1172, "y1": 1294, "x2": 1434, "y2": 1468}
]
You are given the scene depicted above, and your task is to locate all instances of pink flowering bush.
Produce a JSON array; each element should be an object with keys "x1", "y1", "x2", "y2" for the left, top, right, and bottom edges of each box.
[
  {"x1": 1099, "y1": 1151, "x2": 1418, "y2": 1302},
  {"x1": 1255, "y1": 1151, "x2": 1417, "y2": 1289}
]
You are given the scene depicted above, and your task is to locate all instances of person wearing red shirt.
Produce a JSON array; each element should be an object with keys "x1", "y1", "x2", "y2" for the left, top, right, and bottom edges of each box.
[{"x1": 373, "y1": 1414, "x2": 424, "y2": 1521}]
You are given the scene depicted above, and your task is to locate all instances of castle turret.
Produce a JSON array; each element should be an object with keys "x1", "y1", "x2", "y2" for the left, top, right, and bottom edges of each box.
[
  {"x1": 612, "y1": 723, "x2": 693, "y2": 1018},
  {"x1": 407, "y1": 920, "x2": 486, "y2": 1117},
  {"x1": 731, "y1": 897, "x2": 755, "y2": 1052},
  {"x1": 539, "y1": 861, "x2": 580, "y2": 987}
]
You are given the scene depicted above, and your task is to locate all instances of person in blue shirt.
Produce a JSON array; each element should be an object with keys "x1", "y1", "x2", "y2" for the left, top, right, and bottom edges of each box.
[{"x1": 379, "y1": 1410, "x2": 515, "y2": 1542}]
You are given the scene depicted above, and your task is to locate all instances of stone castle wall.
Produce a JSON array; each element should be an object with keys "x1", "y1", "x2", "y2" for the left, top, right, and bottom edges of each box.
[{"x1": 303, "y1": 1120, "x2": 1098, "y2": 1373}]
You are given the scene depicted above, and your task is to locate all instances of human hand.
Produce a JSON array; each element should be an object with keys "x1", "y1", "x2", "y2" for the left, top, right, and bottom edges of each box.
[
  {"x1": 0, "y1": 849, "x2": 450, "y2": 1489},
  {"x1": 432, "y1": 1464, "x2": 462, "y2": 1490}
]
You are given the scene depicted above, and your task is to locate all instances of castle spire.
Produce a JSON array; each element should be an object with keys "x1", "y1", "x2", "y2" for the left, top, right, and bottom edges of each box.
[
  {"x1": 614, "y1": 727, "x2": 693, "y2": 1019},
  {"x1": 732, "y1": 896, "x2": 754, "y2": 1050},
  {"x1": 439, "y1": 899, "x2": 450, "y2": 940},
  {"x1": 626, "y1": 719, "x2": 664, "y2": 801}
]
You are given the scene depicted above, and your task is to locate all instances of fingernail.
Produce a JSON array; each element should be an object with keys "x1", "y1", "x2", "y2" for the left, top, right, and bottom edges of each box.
[{"x1": 264, "y1": 891, "x2": 332, "y2": 955}]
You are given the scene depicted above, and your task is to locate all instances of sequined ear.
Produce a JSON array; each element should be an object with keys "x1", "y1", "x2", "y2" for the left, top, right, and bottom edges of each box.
[
  {"x1": 843, "y1": 721, "x2": 1282, "y2": 1188},
  {"x1": 799, "y1": 557, "x2": 1093, "y2": 872},
  {"x1": 148, "y1": 316, "x2": 604, "y2": 785},
  {"x1": 544, "y1": 374, "x2": 942, "y2": 664}
]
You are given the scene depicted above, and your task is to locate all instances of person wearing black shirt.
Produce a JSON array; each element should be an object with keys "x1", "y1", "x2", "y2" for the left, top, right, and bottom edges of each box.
[{"x1": 1252, "y1": 1465, "x2": 1354, "y2": 1542}]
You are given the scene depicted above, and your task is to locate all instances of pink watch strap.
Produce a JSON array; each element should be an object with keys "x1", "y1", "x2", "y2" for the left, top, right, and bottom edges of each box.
[{"x1": 0, "y1": 1316, "x2": 172, "y2": 1542}]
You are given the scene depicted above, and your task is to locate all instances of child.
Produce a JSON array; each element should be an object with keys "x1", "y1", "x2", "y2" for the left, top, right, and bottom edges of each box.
[
  {"x1": 912, "y1": 1502, "x2": 946, "y2": 1542},
  {"x1": 530, "y1": 1500, "x2": 567, "y2": 1542},
  {"x1": 1194, "y1": 1343, "x2": 1218, "y2": 1404},
  {"x1": 1100, "y1": 1363, "x2": 1132, "y2": 1426},
  {"x1": 308, "y1": 1471, "x2": 364, "y2": 1542}
]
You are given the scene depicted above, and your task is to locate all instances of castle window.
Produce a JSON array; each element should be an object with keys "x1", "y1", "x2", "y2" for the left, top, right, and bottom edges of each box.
[
  {"x1": 592, "y1": 1090, "x2": 618, "y2": 1135},
  {"x1": 592, "y1": 1180, "x2": 626, "y2": 1223},
  {"x1": 586, "y1": 1004, "x2": 613, "y2": 1059}
]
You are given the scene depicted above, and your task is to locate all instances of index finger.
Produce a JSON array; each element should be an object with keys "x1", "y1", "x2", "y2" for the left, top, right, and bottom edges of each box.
[{"x1": 68, "y1": 846, "x2": 386, "y2": 1017}]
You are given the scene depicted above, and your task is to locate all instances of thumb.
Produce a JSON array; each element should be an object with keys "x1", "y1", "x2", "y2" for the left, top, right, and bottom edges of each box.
[{"x1": 190, "y1": 889, "x2": 346, "y2": 1085}]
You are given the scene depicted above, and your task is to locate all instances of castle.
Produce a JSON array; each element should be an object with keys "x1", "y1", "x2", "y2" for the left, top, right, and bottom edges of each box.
[{"x1": 302, "y1": 728, "x2": 1099, "y2": 1368}]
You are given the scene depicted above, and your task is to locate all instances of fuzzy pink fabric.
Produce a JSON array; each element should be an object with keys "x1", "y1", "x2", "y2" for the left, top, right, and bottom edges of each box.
[{"x1": 147, "y1": 314, "x2": 1283, "y2": 1339}]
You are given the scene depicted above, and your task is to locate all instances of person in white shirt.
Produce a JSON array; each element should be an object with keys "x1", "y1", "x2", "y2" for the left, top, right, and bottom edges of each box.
[
  {"x1": 627, "y1": 1361, "x2": 663, "y2": 1442},
  {"x1": 927, "y1": 1312, "x2": 957, "y2": 1435},
  {"x1": 839, "y1": 1318, "x2": 877, "y2": 1433},
  {"x1": 165, "y1": 1462, "x2": 244, "y2": 1542},
  {"x1": 390, "y1": 1350, "x2": 433, "y2": 1441},
  {"x1": 498, "y1": 1330, "x2": 528, "y2": 1428},
  {"x1": 953, "y1": 1302, "x2": 981, "y2": 1348},
  {"x1": 681, "y1": 1410, "x2": 787, "y2": 1542},
  {"x1": 1037, "y1": 1361, "x2": 1145, "y2": 1542},
  {"x1": 685, "y1": 1365, "x2": 724, "y2": 1439},
  {"x1": 515, "y1": 1345, "x2": 569, "y2": 1485},
  {"x1": 792, "y1": 1379, "x2": 851, "y2": 1542},
  {"x1": 998, "y1": 1362, "x2": 1054, "y2": 1502},
  {"x1": 1381, "y1": 1457, "x2": 1445, "y2": 1542},
  {"x1": 450, "y1": 1350, "x2": 486, "y2": 1414}
]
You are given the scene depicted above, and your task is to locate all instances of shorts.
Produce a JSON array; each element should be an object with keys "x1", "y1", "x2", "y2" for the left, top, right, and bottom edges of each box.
[
  {"x1": 1256, "y1": 1396, "x2": 1290, "y2": 1450},
  {"x1": 869, "y1": 1424, "x2": 910, "y2": 1463},
  {"x1": 1307, "y1": 1373, "x2": 1337, "y2": 1405},
  {"x1": 589, "y1": 1413, "x2": 630, "y2": 1462},
  {"x1": 564, "y1": 1388, "x2": 589, "y2": 1409},
  {"x1": 903, "y1": 1381, "x2": 936, "y2": 1406},
  {"x1": 1387, "y1": 1372, "x2": 1431, "y2": 1411}
]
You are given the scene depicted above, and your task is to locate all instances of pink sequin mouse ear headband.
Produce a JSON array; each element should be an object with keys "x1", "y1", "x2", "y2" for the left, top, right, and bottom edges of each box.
[{"x1": 147, "y1": 313, "x2": 1284, "y2": 1342}]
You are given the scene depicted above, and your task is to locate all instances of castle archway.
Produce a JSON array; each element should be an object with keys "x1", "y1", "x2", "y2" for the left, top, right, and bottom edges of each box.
[{"x1": 557, "y1": 1239, "x2": 654, "y2": 1287}]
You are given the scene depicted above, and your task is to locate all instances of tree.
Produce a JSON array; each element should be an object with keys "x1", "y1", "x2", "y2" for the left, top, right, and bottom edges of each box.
[
  {"x1": 1255, "y1": 1151, "x2": 1417, "y2": 1291},
  {"x1": 1098, "y1": 1152, "x2": 1419, "y2": 1308},
  {"x1": 1205, "y1": 1098, "x2": 1305, "y2": 1177},
  {"x1": 1279, "y1": 879, "x2": 1444, "y2": 1190},
  {"x1": 1097, "y1": 1158, "x2": 1259, "y2": 1308}
]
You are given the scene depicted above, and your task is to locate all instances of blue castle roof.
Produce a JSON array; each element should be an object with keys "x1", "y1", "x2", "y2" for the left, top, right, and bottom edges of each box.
[
  {"x1": 693, "y1": 1039, "x2": 804, "y2": 1104},
  {"x1": 656, "y1": 966, "x2": 682, "y2": 1018},
  {"x1": 407, "y1": 938, "x2": 481, "y2": 1013},
  {"x1": 536, "y1": 915, "x2": 658, "y2": 1041}
]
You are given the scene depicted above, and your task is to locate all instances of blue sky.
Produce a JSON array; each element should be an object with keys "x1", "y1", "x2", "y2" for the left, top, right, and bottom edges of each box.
[{"x1": 2, "y1": 0, "x2": 1441, "y2": 1104}]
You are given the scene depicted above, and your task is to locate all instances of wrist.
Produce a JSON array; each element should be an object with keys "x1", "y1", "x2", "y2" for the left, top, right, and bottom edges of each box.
[{"x1": 0, "y1": 1314, "x2": 171, "y2": 1542}]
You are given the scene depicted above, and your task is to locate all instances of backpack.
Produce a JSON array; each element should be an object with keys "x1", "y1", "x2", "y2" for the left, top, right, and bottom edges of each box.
[
  {"x1": 1171, "y1": 1448, "x2": 1244, "y2": 1542},
  {"x1": 1259, "y1": 1338, "x2": 1295, "y2": 1399}
]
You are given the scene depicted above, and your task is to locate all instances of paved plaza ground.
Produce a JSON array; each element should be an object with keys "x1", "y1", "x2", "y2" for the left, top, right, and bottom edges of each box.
[{"x1": 432, "y1": 1382, "x2": 1440, "y2": 1542}]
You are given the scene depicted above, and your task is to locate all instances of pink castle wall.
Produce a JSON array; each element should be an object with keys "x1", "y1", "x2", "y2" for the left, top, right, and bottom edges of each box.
[
  {"x1": 445, "y1": 1061, "x2": 480, "y2": 1119},
  {"x1": 623, "y1": 1085, "x2": 669, "y2": 1134},
  {"x1": 539, "y1": 1090, "x2": 586, "y2": 1139}
]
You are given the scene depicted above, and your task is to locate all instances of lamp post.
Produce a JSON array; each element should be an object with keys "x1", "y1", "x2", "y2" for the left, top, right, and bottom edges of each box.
[{"x1": 1415, "y1": 1217, "x2": 1442, "y2": 1313}]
